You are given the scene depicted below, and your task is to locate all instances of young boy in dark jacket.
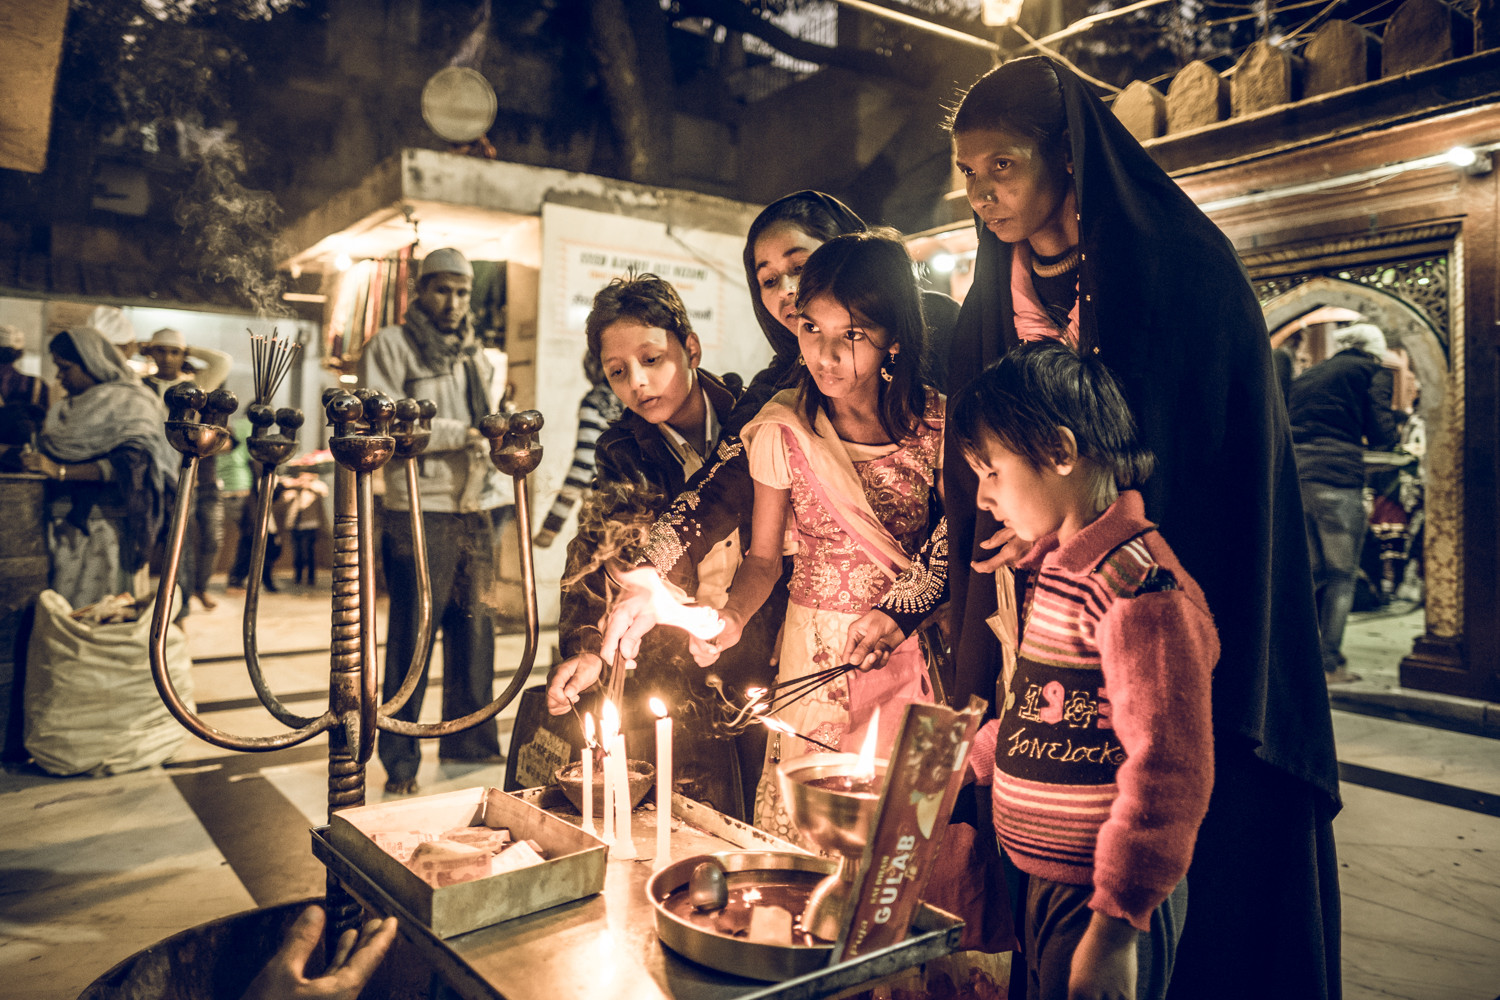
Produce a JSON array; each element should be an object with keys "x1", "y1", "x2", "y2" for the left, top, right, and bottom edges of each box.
[{"x1": 545, "y1": 274, "x2": 783, "y2": 820}]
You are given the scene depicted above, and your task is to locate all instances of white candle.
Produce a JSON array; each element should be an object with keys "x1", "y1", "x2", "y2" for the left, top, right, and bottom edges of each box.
[
  {"x1": 602, "y1": 700, "x2": 636, "y2": 859},
  {"x1": 601, "y1": 703, "x2": 618, "y2": 848},
  {"x1": 582, "y1": 713, "x2": 596, "y2": 836},
  {"x1": 610, "y1": 729, "x2": 637, "y2": 859},
  {"x1": 650, "y1": 697, "x2": 672, "y2": 869}
]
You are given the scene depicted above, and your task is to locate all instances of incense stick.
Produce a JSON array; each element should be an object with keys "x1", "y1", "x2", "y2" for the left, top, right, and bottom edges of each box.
[{"x1": 248, "y1": 327, "x2": 302, "y2": 406}]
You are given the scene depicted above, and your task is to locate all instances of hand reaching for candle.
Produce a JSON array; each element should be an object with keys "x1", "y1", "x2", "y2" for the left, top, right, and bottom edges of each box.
[
  {"x1": 239, "y1": 905, "x2": 397, "y2": 1000},
  {"x1": 688, "y1": 609, "x2": 744, "y2": 667},
  {"x1": 598, "y1": 578, "x2": 659, "y2": 670},
  {"x1": 547, "y1": 652, "x2": 605, "y2": 714},
  {"x1": 841, "y1": 610, "x2": 905, "y2": 671}
]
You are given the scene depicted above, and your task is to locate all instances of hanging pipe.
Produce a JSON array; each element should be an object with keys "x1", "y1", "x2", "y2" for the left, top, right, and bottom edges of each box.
[
  {"x1": 240, "y1": 402, "x2": 319, "y2": 728},
  {"x1": 149, "y1": 383, "x2": 336, "y2": 751},
  {"x1": 378, "y1": 398, "x2": 437, "y2": 717},
  {"x1": 377, "y1": 408, "x2": 546, "y2": 738}
]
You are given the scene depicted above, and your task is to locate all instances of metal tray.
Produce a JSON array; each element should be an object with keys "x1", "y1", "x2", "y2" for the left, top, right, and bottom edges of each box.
[
  {"x1": 649, "y1": 852, "x2": 838, "y2": 981},
  {"x1": 313, "y1": 790, "x2": 965, "y2": 1000}
]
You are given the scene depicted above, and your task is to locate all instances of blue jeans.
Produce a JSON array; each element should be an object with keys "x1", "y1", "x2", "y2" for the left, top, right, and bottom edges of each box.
[{"x1": 1301, "y1": 481, "x2": 1367, "y2": 673}]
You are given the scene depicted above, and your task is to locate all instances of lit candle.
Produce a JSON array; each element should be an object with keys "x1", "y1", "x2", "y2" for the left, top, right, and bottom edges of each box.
[
  {"x1": 582, "y1": 713, "x2": 596, "y2": 836},
  {"x1": 650, "y1": 697, "x2": 672, "y2": 869},
  {"x1": 601, "y1": 702, "x2": 618, "y2": 848},
  {"x1": 602, "y1": 700, "x2": 637, "y2": 859}
]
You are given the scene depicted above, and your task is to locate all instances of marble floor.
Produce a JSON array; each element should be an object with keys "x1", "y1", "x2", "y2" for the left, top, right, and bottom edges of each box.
[{"x1": 2, "y1": 587, "x2": 1498, "y2": 999}]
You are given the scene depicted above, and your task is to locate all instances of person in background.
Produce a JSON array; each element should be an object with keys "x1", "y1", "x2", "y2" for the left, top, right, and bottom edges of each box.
[
  {"x1": 221, "y1": 416, "x2": 256, "y2": 588},
  {"x1": 1289, "y1": 321, "x2": 1400, "y2": 683},
  {"x1": 360, "y1": 247, "x2": 509, "y2": 795},
  {"x1": 0, "y1": 324, "x2": 48, "y2": 464},
  {"x1": 20, "y1": 326, "x2": 177, "y2": 610},
  {"x1": 280, "y1": 470, "x2": 329, "y2": 587},
  {"x1": 533, "y1": 351, "x2": 623, "y2": 549},
  {"x1": 89, "y1": 305, "x2": 149, "y2": 376},
  {"x1": 142, "y1": 327, "x2": 234, "y2": 612},
  {"x1": 227, "y1": 470, "x2": 282, "y2": 593}
]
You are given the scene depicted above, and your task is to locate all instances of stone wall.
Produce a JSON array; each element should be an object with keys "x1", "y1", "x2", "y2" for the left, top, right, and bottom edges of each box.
[{"x1": 1112, "y1": 0, "x2": 1482, "y2": 141}]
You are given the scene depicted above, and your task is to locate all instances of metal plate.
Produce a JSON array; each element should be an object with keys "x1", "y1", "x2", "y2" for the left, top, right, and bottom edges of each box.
[
  {"x1": 421, "y1": 67, "x2": 497, "y2": 143},
  {"x1": 649, "y1": 852, "x2": 837, "y2": 981}
]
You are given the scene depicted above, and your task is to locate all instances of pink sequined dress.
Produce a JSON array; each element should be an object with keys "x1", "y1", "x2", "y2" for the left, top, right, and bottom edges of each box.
[{"x1": 742, "y1": 390, "x2": 942, "y2": 845}]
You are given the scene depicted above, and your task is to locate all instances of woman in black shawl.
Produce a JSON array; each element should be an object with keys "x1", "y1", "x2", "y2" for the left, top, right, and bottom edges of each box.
[{"x1": 944, "y1": 58, "x2": 1341, "y2": 999}]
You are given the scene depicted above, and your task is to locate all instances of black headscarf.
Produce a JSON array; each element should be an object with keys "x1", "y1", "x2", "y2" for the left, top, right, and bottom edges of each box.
[
  {"x1": 731, "y1": 191, "x2": 868, "y2": 431},
  {"x1": 946, "y1": 57, "x2": 1342, "y2": 998}
]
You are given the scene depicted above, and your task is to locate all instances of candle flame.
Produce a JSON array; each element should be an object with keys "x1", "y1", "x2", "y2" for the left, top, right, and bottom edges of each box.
[
  {"x1": 602, "y1": 700, "x2": 620, "y2": 742},
  {"x1": 761, "y1": 717, "x2": 794, "y2": 735},
  {"x1": 584, "y1": 713, "x2": 595, "y2": 741},
  {"x1": 855, "y1": 707, "x2": 879, "y2": 779},
  {"x1": 649, "y1": 696, "x2": 668, "y2": 719},
  {"x1": 617, "y1": 566, "x2": 725, "y2": 641}
]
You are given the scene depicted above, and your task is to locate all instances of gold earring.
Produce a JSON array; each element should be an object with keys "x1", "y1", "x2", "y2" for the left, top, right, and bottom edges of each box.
[{"x1": 881, "y1": 350, "x2": 896, "y2": 383}]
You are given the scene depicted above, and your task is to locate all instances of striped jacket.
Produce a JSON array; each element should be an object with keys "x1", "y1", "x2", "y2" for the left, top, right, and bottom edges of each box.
[{"x1": 970, "y1": 490, "x2": 1218, "y2": 930}]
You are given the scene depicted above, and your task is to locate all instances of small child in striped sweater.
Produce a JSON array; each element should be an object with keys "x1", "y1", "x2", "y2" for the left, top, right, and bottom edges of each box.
[{"x1": 949, "y1": 340, "x2": 1219, "y2": 1000}]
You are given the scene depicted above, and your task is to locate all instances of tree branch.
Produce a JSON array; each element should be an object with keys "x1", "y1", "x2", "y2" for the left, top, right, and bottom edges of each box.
[{"x1": 672, "y1": 0, "x2": 932, "y2": 84}]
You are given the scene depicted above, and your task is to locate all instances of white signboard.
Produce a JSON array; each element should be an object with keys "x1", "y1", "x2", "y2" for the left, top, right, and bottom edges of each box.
[{"x1": 530, "y1": 201, "x2": 770, "y2": 622}]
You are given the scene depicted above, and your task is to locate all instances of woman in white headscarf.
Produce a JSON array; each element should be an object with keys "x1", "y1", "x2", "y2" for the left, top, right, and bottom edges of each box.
[{"x1": 21, "y1": 326, "x2": 177, "y2": 608}]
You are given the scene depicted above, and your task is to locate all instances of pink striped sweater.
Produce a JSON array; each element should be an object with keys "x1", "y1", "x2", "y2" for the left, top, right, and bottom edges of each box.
[{"x1": 970, "y1": 490, "x2": 1218, "y2": 930}]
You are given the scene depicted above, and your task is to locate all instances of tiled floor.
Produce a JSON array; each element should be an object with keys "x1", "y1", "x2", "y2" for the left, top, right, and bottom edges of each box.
[{"x1": 2, "y1": 587, "x2": 1498, "y2": 999}]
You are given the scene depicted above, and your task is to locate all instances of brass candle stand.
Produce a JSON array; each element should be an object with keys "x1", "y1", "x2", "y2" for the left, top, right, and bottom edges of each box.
[{"x1": 147, "y1": 379, "x2": 545, "y2": 944}]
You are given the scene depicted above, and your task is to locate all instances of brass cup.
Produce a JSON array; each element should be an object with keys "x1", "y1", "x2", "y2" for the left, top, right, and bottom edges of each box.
[{"x1": 776, "y1": 753, "x2": 887, "y2": 942}]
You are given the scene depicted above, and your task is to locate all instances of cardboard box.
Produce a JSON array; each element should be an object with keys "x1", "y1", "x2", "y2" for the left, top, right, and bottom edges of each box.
[{"x1": 328, "y1": 786, "x2": 606, "y2": 938}]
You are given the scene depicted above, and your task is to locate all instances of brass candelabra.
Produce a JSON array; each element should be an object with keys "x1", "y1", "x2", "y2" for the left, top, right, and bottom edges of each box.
[{"x1": 147, "y1": 377, "x2": 545, "y2": 945}]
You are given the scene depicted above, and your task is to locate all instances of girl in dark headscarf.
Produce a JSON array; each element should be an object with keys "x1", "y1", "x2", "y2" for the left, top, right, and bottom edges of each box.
[
  {"x1": 943, "y1": 57, "x2": 1340, "y2": 999},
  {"x1": 22, "y1": 326, "x2": 176, "y2": 609}
]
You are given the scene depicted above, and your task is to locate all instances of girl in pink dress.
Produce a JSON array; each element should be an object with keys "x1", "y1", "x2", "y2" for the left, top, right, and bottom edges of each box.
[{"x1": 691, "y1": 231, "x2": 942, "y2": 843}]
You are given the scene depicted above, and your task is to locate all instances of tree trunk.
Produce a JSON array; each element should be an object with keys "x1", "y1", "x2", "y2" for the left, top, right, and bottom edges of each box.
[{"x1": 588, "y1": 0, "x2": 673, "y2": 185}]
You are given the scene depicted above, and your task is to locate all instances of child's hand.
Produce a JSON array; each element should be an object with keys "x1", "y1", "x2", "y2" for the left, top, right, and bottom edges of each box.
[
  {"x1": 689, "y1": 610, "x2": 744, "y2": 667},
  {"x1": 1067, "y1": 912, "x2": 1138, "y2": 1000},
  {"x1": 841, "y1": 610, "x2": 905, "y2": 671},
  {"x1": 973, "y1": 524, "x2": 1031, "y2": 573},
  {"x1": 547, "y1": 652, "x2": 605, "y2": 714},
  {"x1": 599, "y1": 581, "x2": 658, "y2": 670}
]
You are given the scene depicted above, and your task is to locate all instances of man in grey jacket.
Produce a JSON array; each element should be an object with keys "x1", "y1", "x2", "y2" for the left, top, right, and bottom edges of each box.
[{"x1": 361, "y1": 248, "x2": 510, "y2": 794}]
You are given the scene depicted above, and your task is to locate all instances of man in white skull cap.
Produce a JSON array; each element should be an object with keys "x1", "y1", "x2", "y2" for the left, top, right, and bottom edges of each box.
[
  {"x1": 1288, "y1": 321, "x2": 1401, "y2": 682},
  {"x1": 360, "y1": 247, "x2": 511, "y2": 794},
  {"x1": 141, "y1": 326, "x2": 233, "y2": 396}
]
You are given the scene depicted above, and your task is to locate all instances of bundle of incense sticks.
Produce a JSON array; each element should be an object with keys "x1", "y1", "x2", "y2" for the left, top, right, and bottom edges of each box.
[
  {"x1": 249, "y1": 328, "x2": 301, "y2": 405},
  {"x1": 724, "y1": 661, "x2": 858, "y2": 731}
]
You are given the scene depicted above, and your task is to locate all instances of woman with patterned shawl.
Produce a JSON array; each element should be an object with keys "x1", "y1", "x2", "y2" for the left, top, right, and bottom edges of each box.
[{"x1": 22, "y1": 326, "x2": 177, "y2": 609}]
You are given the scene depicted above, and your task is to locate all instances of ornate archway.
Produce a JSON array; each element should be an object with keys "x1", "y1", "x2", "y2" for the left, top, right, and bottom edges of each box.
[{"x1": 1259, "y1": 271, "x2": 1463, "y2": 645}]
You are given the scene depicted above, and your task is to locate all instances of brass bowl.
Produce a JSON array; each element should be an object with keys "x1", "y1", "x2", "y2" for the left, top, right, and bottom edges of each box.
[{"x1": 555, "y1": 758, "x2": 655, "y2": 815}]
